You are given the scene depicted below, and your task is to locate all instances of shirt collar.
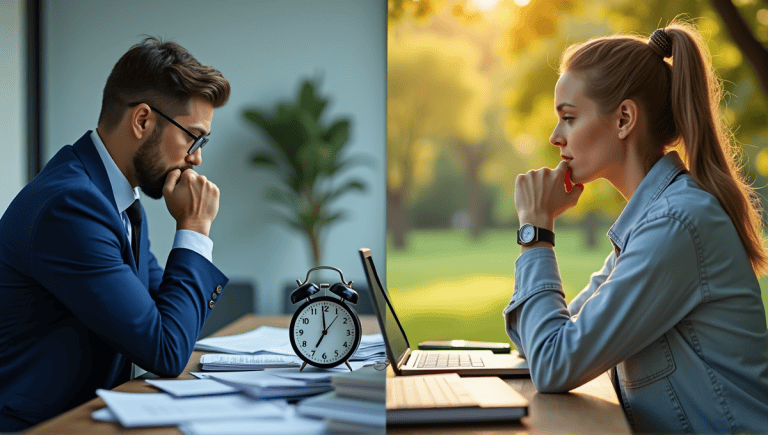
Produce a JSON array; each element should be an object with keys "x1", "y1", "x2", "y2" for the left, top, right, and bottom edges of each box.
[
  {"x1": 90, "y1": 130, "x2": 140, "y2": 214},
  {"x1": 607, "y1": 151, "x2": 686, "y2": 254}
]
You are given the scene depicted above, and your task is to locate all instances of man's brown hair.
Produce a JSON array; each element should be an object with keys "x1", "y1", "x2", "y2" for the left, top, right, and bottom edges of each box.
[{"x1": 98, "y1": 36, "x2": 230, "y2": 131}]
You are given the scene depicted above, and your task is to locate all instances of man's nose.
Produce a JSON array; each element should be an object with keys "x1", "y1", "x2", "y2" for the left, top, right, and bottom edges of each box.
[{"x1": 185, "y1": 148, "x2": 202, "y2": 166}]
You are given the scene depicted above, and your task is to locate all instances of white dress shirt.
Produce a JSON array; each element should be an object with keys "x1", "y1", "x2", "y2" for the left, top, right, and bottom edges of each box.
[{"x1": 90, "y1": 130, "x2": 213, "y2": 262}]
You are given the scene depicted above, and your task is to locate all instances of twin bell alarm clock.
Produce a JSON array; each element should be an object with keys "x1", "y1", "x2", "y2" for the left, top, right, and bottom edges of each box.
[{"x1": 288, "y1": 266, "x2": 362, "y2": 371}]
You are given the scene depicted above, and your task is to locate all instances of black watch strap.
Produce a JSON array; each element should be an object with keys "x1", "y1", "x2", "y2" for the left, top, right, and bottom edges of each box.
[
  {"x1": 517, "y1": 225, "x2": 555, "y2": 247},
  {"x1": 534, "y1": 227, "x2": 555, "y2": 246}
]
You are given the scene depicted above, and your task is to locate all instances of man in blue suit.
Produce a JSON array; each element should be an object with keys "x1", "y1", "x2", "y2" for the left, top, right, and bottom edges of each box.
[{"x1": 0, "y1": 37, "x2": 231, "y2": 431}]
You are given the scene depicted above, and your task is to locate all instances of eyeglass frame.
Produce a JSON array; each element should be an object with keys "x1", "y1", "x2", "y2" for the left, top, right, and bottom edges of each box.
[{"x1": 126, "y1": 102, "x2": 208, "y2": 155}]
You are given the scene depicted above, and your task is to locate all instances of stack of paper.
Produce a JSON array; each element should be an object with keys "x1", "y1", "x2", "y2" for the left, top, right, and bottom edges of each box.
[
  {"x1": 93, "y1": 388, "x2": 327, "y2": 435},
  {"x1": 295, "y1": 365, "x2": 386, "y2": 433},
  {"x1": 330, "y1": 365, "x2": 386, "y2": 402},
  {"x1": 194, "y1": 326, "x2": 386, "y2": 362},
  {"x1": 94, "y1": 389, "x2": 287, "y2": 427},
  {"x1": 193, "y1": 370, "x2": 333, "y2": 400},
  {"x1": 297, "y1": 392, "x2": 385, "y2": 430},
  {"x1": 199, "y1": 354, "x2": 301, "y2": 371}
]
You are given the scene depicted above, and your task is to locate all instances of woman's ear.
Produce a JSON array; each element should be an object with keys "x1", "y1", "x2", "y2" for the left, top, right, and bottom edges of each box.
[{"x1": 616, "y1": 99, "x2": 638, "y2": 140}]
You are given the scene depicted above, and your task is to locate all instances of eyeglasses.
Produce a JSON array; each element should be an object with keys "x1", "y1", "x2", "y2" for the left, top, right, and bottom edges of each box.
[{"x1": 127, "y1": 102, "x2": 208, "y2": 154}]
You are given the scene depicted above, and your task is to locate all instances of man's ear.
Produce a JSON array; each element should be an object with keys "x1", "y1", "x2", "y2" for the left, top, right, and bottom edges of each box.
[
  {"x1": 616, "y1": 99, "x2": 638, "y2": 140},
  {"x1": 129, "y1": 104, "x2": 155, "y2": 140}
]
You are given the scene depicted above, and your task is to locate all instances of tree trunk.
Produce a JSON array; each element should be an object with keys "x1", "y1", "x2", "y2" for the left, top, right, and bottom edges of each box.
[
  {"x1": 711, "y1": 0, "x2": 768, "y2": 98},
  {"x1": 454, "y1": 139, "x2": 491, "y2": 239},
  {"x1": 387, "y1": 187, "x2": 408, "y2": 249},
  {"x1": 582, "y1": 211, "x2": 600, "y2": 250}
]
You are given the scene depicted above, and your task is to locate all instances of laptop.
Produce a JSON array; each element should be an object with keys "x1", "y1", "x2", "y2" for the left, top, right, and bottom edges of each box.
[{"x1": 359, "y1": 248, "x2": 529, "y2": 376}]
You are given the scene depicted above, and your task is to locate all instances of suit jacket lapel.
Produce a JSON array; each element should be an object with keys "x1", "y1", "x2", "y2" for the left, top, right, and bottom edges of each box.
[{"x1": 71, "y1": 132, "x2": 139, "y2": 275}]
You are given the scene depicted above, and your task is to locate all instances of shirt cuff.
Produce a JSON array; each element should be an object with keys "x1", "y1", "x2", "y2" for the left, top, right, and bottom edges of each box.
[
  {"x1": 172, "y1": 230, "x2": 213, "y2": 263},
  {"x1": 503, "y1": 247, "x2": 564, "y2": 315}
]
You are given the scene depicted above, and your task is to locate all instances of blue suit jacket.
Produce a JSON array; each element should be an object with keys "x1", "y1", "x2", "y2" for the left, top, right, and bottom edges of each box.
[{"x1": 0, "y1": 132, "x2": 228, "y2": 431}]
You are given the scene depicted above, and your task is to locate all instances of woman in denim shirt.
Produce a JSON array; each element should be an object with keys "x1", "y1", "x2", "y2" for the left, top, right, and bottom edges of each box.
[{"x1": 505, "y1": 21, "x2": 768, "y2": 433}]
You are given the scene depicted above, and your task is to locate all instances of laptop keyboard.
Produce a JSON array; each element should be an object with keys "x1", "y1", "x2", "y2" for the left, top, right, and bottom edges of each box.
[
  {"x1": 415, "y1": 352, "x2": 485, "y2": 368},
  {"x1": 387, "y1": 374, "x2": 475, "y2": 408}
]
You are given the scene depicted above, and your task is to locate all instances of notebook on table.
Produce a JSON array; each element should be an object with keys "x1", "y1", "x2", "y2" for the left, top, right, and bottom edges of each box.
[{"x1": 358, "y1": 248, "x2": 529, "y2": 376}]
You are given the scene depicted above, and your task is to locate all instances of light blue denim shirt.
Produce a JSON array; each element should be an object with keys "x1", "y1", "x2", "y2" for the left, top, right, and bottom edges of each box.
[{"x1": 504, "y1": 151, "x2": 768, "y2": 433}]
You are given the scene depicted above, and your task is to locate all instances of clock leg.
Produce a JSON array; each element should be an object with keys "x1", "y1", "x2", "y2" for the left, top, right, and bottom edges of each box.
[
  {"x1": 345, "y1": 361, "x2": 353, "y2": 372},
  {"x1": 300, "y1": 361, "x2": 307, "y2": 372}
]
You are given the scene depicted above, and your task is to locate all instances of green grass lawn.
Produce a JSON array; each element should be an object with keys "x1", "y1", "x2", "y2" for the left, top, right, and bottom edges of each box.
[{"x1": 386, "y1": 228, "x2": 768, "y2": 349}]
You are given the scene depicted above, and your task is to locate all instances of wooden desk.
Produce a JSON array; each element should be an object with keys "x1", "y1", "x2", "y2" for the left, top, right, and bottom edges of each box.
[
  {"x1": 27, "y1": 315, "x2": 380, "y2": 435},
  {"x1": 28, "y1": 315, "x2": 631, "y2": 434}
]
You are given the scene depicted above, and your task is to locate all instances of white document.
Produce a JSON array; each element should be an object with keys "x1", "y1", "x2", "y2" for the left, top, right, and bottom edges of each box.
[
  {"x1": 195, "y1": 326, "x2": 294, "y2": 354},
  {"x1": 95, "y1": 389, "x2": 286, "y2": 427},
  {"x1": 180, "y1": 407, "x2": 326, "y2": 435},
  {"x1": 91, "y1": 407, "x2": 117, "y2": 422},
  {"x1": 145, "y1": 379, "x2": 239, "y2": 397},
  {"x1": 200, "y1": 354, "x2": 301, "y2": 370}
]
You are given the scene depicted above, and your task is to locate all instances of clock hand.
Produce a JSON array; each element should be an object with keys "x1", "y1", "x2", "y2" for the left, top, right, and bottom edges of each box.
[
  {"x1": 315, "y1": 330, "x2": 325, "y2": 348},
  {"x1": 326, "y1": 315, "x2": 339, "y2": 330},
  {"x1": 322, "y1": 310, "x2": 327, "y2": 331}
]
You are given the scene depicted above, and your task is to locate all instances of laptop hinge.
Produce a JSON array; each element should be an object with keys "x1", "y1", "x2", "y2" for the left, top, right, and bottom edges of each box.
[{"x1": 400, "y1": 347, "x2": 412, "y2": 369}]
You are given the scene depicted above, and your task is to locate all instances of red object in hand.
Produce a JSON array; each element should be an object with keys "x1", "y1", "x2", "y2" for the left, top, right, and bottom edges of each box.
[{"x1": 565, "y1": 168, "x2": 573, "y2": 192}]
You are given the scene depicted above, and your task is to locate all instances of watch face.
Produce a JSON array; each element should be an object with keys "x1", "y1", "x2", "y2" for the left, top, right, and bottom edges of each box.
[
  {"x1": 521, "y1": 225, "x2": 536, "y2": 243},
  {"x1": 289, "y1": 296, "x2": 361, "y2": 368}
]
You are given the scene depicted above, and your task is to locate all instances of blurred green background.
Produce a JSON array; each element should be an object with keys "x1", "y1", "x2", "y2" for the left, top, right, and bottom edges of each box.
[{"x1": 386, "y1": 0, "x2": 768, "y2": 348}]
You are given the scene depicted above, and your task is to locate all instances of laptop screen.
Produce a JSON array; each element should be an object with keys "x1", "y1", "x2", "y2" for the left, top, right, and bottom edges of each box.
[{"x1": 359, "y1": 248, "x2": 410, "y2": 369}]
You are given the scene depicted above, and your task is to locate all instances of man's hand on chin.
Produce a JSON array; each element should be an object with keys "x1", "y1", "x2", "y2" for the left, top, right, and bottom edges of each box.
[{"x1": 162, "y1": 168, "x2": 220, "y2": 237}]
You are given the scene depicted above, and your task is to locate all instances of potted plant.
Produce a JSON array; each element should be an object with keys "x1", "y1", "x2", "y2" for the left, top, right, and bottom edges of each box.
[{"x1": 243, "y1": 79, "x2": 369, "y2": 266}]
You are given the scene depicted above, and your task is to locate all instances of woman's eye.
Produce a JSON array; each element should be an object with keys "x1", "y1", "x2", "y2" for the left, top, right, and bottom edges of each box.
[{"x1": 561, "y1": 116, "x2": 574, "y2": 122}]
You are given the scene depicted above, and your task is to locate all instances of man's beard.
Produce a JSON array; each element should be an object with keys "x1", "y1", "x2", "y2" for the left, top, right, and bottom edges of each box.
[{"x1": 133, "y1": 127, "x2": 191, "y2": 199}]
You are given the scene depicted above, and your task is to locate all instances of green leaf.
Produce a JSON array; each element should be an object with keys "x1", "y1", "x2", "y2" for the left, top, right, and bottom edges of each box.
[
  {"x1": 299, "y1": 80, "x2": 328, "y2": 121},
  {"x1": 332, "y1": 155, "x2": 375, "y2": 174},
  {"x1": 323, "y1": 119, "x2": 350, "y2": 149},
  {"x1": 251, "y1": 152, "x2": 278, "y2": 167},
  {"x1": 265, "y1": 188, "x2": 297, "y2": 206},
  {"x1": 321, "y1": 180, "x2": 366, "y2": 205},
  {"x1": 317, "y1": 211, "x2": 346, "y2": 227}
]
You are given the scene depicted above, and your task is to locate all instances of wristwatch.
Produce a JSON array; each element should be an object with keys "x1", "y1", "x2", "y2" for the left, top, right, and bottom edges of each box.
[{"x1": 517, "y1": 223, "x2": 555, "y2": 247}]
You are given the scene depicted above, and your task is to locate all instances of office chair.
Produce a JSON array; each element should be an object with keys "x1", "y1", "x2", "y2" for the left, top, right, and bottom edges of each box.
[{"x1": 198, "y1": 280, "x2": 256, "y2": 339}]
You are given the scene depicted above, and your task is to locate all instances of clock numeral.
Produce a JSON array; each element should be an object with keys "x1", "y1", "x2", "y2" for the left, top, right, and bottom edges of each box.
[
  {"x1": 302, "y1": 341, "x2": 307, "y2": 347},
  {"x1": 302, "y1": 318, "x2": 309, "y2": 324},
  {"x1": 322, "y1": 353, "x2": 327, "y2": 359},
  {"x1": 343, "y1": 342, "x2": 348, "y2": 348},
  {"x1": 335, "y1": 350, "x2": 339, "y2": 357},
  {"x1": 311, "y1": 350, "x2": 315, "y2": 356},
  {"x1": 298, "y1": 329, "x2": 303, "y2": 336},
  {"x1": 311, "y1": 308, "x2": 317, "y2": 314},
  {"x1": 335, "y1": 308, "x2": 338, "y2": 314},
  {"x1": 322, "y1": 306, "x2": 329, "y2": 312},
  {"x1": 347, "y1": 330, "x2": 351, "y2": 336},
  {"x1": 343, "y1": 318, "x2": 348, "y2": 324}
]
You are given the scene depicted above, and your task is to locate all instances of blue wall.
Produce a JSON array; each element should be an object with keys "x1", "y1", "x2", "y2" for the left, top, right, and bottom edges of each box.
[
  {"x1": 43, "y1": 0, "x2": 386, "y2": 314},
  {"x1": 0, "y1": 0, "x2": 25, "y2": 214}
]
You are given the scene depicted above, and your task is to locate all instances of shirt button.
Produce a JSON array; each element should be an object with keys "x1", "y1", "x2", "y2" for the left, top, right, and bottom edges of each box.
[
  {"x1": 208, "y1": 300, "x2": 215, "y2": 309},
  {"x1": 212, "y1": 292, "x2": 217, "y2": 300},
  {"x1": 215, "y1": 285, "x2": 222, "y2": 294}
]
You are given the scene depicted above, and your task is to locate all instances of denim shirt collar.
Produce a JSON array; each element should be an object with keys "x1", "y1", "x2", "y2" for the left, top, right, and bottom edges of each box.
[{"x1": 607, "y1": 151, "x2": 686, "y2": 255}]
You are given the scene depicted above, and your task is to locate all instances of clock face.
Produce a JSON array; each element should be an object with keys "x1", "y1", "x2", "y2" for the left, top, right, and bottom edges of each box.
[
  {"x1": 521, "y1": 225, "x2": 535, "y2": 243},
  {"x1": 289, "y1": 296, "x2": 361, "y2": 368}
]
